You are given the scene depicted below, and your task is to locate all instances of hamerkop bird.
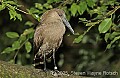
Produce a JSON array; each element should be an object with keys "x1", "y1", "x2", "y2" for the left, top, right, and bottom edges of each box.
[{"x1": 34, "y1": 8, "x2": 74, "y2": 70}]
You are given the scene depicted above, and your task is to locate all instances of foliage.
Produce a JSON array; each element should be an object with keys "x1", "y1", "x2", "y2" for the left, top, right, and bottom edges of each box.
[
  {"x1": 0, "y1": 0, "x2": 22, "y2": 21},
  {"x1": 0, "y1": 0, "x2": 120, "y2": 77}
]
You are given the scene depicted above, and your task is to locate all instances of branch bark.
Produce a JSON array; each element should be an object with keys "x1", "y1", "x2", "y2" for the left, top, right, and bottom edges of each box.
[{"x1": 0, "y1": 61, "x2": 92, "y2": 78}]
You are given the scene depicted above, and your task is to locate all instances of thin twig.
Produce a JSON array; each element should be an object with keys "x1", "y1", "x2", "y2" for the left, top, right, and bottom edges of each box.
[
  {"x1": 14, "y1": 38, "x2": 29, "y2": 60},
  {"x1": 15, "y1": 7, "x2": 29, "y2": 15}
]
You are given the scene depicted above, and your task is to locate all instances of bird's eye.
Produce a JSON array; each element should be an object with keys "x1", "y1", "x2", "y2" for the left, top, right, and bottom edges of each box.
[{"x1": 59, "y1": 14, "x2": 62, "y2": 16}]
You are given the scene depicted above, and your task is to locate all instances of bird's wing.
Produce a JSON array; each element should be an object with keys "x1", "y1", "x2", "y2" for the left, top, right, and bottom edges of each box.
[
  {"x1": 33, "y1": 24, "x2": 44, "y2": 55},
  {"x1": 33, "y1": 24, "x2": 46, "y2": 67}
]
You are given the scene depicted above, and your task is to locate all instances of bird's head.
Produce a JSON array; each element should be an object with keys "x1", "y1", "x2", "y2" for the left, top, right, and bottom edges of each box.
[
  {"x1": 41, "y1": 8, "x2": 74, "y2": 34},
  {"x1": 54, "y1": 9, "x2": 74, "y2": 34}
]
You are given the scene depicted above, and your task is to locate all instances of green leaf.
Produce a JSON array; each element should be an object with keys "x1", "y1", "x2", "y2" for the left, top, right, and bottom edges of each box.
[
  {"x1": 106, "y1": 44, "x2": 111, "y2": 49},
  {"x1": 19, "y1": 35, "x2": 26, "y2": 43},
  {"x1": 47, "y1": 0, "x2": 55, "y2": 3},
  {"x1": 25, "y1": 41, "x2": 32, "y2": 53},
  {"x1": 110, "y1": 32, "x2": 120, "y2": 40},
  {"x1": 106, "y1": 36, "x2": 120, "y2": 49},
  {"x1": 6, "y1": 32, "x2": 19, "y2": 38},
  {"x1": 9, "y1": 9, "x2": 16, "y2": 20},
  {"x1": 78, "y1": 1, "x2": 87, "y2": 15},
  {"x1": 43, "y1": 3, "x2": 53, "y2": 9},
  {"x1": 29, "y1": 7, "x2": 40, "y2": 14},
  {"x1": 70, "y1": 3, "x2": 78, "y2": 16},
  {"x1": 98, "y1": 18, "x2": 112, "y2": 33},
  {"x1": 23, "y1": 28, "x2": 34, "y2": 36},
  {"x1": 79, "y1": 18, "x2": 87, "y2": 21},
  {"x1": 8, "y1": 6, "x2": 22, "y2": 21},
  {"x1": 73, "y1": 35, "x2": 83, "y2": 43},
  {"x1": 7, "y1": 4, "x2": 19, "y2": 20},
  {"x1": 28, "y1": 31, "x2": 34, "y2": 39},
  {"x1": 35, "y1": 3, "x2": 43, "y2": 10},
  {"x1": 25, "y1": 21, "x2": 34, "y2": 27},
  {"x1": 2, "y1": 47, "x2": 15, "y2": 54},
  {"x1": 86, "y1": 0, "x2": 95, "y2": 8},
  {"x1": 104, "y1": 33, "x2": 110, "y2": 42},
  {"x1": 16, "y1": 14, "x2": 22, "y2": 21},
  {"x1": 0, "y1": 4, "x2": 6, "y2": 11},
  {"x1": 12, "y1": 41, "x2": 20, "y2": 49}
]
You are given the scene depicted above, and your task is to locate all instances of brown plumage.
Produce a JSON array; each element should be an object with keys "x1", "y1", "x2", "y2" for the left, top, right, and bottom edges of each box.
[{"x1": 34, "y1": 8, "x2": 74, "y2": 70}]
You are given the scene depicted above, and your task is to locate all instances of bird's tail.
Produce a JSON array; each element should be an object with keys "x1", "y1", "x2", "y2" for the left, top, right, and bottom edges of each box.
[{"x1": 33, "y1": 50, "x2": 45, "y2": 69}]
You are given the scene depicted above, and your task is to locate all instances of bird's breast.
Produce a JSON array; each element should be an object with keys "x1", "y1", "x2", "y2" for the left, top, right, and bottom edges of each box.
[{"x1": 41, "y1": 21, "x2": 65, "y2": 45}]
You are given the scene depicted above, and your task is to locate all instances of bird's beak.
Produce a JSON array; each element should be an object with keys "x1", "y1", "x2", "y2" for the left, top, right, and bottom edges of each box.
[{"x1": 62, "y1": 16, "x2": 74, "y2": 34}]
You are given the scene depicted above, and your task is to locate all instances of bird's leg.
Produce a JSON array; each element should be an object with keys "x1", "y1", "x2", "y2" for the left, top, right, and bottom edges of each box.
[
  {"x1": 43, "y1": 51, "x2": 47, "y2": 71},
  {"x1": 33, "y1": 52, "x2": 38, "y2": 66},
  {"x1": 34, "y1": 48, "x2": 41, "y2": 60},
  {"x1": 34, "y1": 53, "x2": 37, "y2": 60},
  {"x1": 33, "y1": 48, "x2": 44, "y2": 66},
  {"x1": 53, "y1": 50, "x2": 57, "y2": 70}
]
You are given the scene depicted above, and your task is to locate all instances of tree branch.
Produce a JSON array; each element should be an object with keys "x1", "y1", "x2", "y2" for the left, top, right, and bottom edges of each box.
[{"x1": 0, "y1": 61, "x2": 92, "y2": 78}]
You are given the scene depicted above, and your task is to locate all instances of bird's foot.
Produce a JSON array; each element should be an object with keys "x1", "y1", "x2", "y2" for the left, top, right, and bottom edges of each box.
[
  {"x1": 54, "y1": 66, "x2": 58, "y2": 71},
  {"x1": 43, "y1": 68, "x2": 47, "y2": 72}
]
